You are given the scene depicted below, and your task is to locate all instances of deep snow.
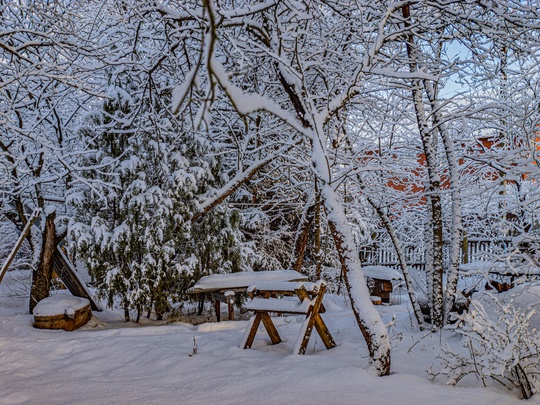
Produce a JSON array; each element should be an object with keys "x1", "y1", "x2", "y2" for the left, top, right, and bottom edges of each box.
[{"x1": 0, "y1": 270, "x2": 536, "y2": 405}]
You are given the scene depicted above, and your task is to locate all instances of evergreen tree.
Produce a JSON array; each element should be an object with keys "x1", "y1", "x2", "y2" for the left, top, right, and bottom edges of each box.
[{"x1": 70, "y1": 66, "x2": 248, "y2": 321}]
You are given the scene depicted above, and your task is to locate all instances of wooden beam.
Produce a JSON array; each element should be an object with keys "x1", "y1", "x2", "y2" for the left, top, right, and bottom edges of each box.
[
  {"x1": 261, "y1": 312, "x2": 282, "y2": 344},
  {"x1": 54, "y1": 247, "x2": 101, "y2": 311},
  {"x1": 313, "y1": 314, "x2": 336, "y2": 349},
  {"x1": 243, "y1": 313, "x2": 263, "y2": 349},
  {"x1": 0, "y1": 208, "x2": 41, "y2": 285},
  {"x1": 214, "y1": 300, "x2": 221, "y2": 322}
]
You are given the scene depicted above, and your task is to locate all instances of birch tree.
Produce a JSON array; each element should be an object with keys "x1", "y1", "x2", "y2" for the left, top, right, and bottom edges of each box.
[{"x1": 156, "y1": 0, "x2": 450, "y2": 375}]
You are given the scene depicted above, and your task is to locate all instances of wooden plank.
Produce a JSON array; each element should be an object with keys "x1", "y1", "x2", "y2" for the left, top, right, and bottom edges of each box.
[
  {"x1": 245, "y1": 298, "x2": 311, "y2": 314},
  {"x1": 240, "y1": 314, "x2": 257, "y2": 348},
  {"x1": 294, "y1": 314, "x2": 316, "y2": 355},
  {"x1": 295, "y1": 285, "x2": 310, "y2": 302},
  {"x1": 214, "y1": 300, "x2": 220, "y2": 322},
  {"x1": 313, "y1": 314, "x2": 337, "y2": 349},
  {"x1": 243, "y1": 313, "x2": 263, "y2": 349},
  {"x1": 54, "y1": 248, "x2": 100, "y2": 311},
  {"x1": 261, "y1": 312, "x2": 281, "y2": 344},
  {"x1": 295, "y1": 283, "x2": 333, "y2": 354},
  {"x1": 228, "y1": 302, "x2": 235, "y2": 321},
  {"x1": 0, "y1": 208, "x2": 41, "y2": 285}
]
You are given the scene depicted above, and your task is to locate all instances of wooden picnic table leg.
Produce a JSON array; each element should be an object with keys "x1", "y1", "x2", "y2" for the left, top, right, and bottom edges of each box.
[
  {"x1": 242, "y1": 313, "x2": 263, "y2": 349},
  {"x1": 215, "y1": 300, "x2": 220, "y2": 322},
  {"x1": 313, "y1": 314, "x2": 337, "y2": 349},
  {"x1": 261, "y1": 312, "x2": 282, "y2": 345},
  {"x1": 294, "y1": 283, "x2": 333, "y2": 354},
  {"x1": 294, "y1": 313, "x2": 316, "y2": 355},
  {"x1": 225, "y1": 291, "x2": 235, "y2": 321}
]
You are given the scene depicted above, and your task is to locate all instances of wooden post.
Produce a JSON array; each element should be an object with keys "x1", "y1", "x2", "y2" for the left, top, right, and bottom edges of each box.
[
  {"x1": 0, "y1": 208, "x2": 41, "y2": 285},
  {"x1": 225, "y1": 291, "x2": 235, "y2": 321},
  {"x1": 260, "y1": 312, "x2": 282, "y2": 344},
  {"x1": 215, "y1": 300, "x2": 221, "y2": 322},
  {"x1": 243, "y1": 313, "x2": 263, "y2": 349}
]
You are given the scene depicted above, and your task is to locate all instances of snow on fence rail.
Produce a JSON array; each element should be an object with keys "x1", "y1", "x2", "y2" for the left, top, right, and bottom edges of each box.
[{"x1": 360, "y1": 239, "x2": 512, "y2": 272}]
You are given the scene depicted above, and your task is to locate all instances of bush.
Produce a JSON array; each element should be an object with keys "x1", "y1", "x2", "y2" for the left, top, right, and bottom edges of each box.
[{"x1": 430, "y1": 291, "x2": 540, "y2": 399}]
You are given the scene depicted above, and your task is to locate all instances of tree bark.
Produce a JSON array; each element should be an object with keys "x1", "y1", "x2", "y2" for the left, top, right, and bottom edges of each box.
[
  {"x1": 423, "y1": 80, "x2": 463, "y2": 323},
  {"x1": 368, "y1": 196, "x2": 425, "y2": 329},
  {"x1": 402, "y1": 4, "x2": 444, "y2": 328},
  {"x1": 314, "y1": 188, "x2": 322, "y2": 279},
  {"x1": 29, "y1": 211, "x2": 57, "y2": 314},
  {"x1": 293, "y1": 204, "x2": 314, "y2": 272},
  {"x1": 323, "y1": 185, "x2": 391, "y2": 376}
]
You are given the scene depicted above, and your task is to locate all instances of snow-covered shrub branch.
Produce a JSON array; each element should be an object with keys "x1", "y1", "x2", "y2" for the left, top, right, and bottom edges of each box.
[{"x1": 430, "y1": 292, "x2": 540, "y2": 399}]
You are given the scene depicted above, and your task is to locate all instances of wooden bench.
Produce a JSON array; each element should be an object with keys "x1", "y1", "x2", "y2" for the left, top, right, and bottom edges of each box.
[{"x1": 240, "y1": 281, "x2": 336, "y2": 354}]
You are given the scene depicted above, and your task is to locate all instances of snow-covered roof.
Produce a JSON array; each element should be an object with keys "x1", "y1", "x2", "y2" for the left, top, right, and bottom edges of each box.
[
  {"x1": 190, "y1": 270, "x2": 308, "y2": 293},
  {"x1": 362, "y1": 266, "x2": 403, "y2": 281}
]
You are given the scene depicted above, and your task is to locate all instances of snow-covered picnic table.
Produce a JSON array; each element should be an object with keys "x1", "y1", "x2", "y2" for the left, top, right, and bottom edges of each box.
[
  {"x1": 188, "y1": 270, "x2": 308, "y2": 321},
  {"x1": 241, "y1": 280, "x2": 336, "y2": 354}
]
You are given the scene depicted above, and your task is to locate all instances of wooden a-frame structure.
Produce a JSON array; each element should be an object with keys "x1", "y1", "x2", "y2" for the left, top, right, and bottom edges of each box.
[{"x1": 0, "y1": 208, "x2": 100, "y2": 311}]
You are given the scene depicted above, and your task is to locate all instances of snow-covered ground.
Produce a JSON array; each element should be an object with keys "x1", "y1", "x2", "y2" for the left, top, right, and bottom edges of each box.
[{"x1": 0, "y1": 270, "x2": 536, "y2": 405}]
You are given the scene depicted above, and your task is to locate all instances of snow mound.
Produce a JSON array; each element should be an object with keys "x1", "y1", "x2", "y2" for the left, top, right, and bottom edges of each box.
[
  {"x1": 362, "y1": 266, "x2": 403, "y2": 281},
  {"x1": 34, "y1": 295, "x2": 90, "y2": 318},
  {"x1": 191, "y1": 270, "x2": 308, "y2": 292}
]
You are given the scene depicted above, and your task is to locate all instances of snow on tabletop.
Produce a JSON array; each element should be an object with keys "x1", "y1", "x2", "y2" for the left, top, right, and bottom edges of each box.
[
  {"x1": 33, "y1": 295, "x2": 90, "y2": 318},
  {"x1": 190, "y1": 270, "x2": 308, "y2": 292},
  {"x1": 245, "y1": 297, "x2": 313, "y2": 314},
  {"x1": 362, "y1": 265, "x2": 403, "y2": 281},
  {"x1": 248, "y1": 281, "x2": 322, "y2": 293}
]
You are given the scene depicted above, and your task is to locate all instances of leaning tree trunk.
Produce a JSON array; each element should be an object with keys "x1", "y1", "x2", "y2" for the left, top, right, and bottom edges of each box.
[
  {"x1": 323, "y1": 184, "x2": 391, "y2": 376},
  {"x1": 291, "y1": 200, "x2": 315, "y2": 272},
  {"x1": 356, "y1": 174, "x2": 425, "y2": 329},
  {"x1": 29, "y1": 211, "x2": 57, "y2": 314}
]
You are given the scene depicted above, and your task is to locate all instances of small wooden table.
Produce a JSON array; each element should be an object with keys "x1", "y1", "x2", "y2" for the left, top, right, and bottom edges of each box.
[{"x1": 188, "y1": 270, "x2": 308, "y2": 321}]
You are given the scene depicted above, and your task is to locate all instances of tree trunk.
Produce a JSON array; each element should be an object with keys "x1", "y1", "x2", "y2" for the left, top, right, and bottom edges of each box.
[
  {"x1": 402, "y1": 5, "x2": 444, "y2": 327},
  {"x1": 355, "y1": 174, "x2": 425, "y2": 329},
  {"x1": 323, "y1": 184, "x2": 391, "y2": 376},
  {"x1": 370, "y1": 199, "x2": 425, "y2": 329},
  {"x1": 292, "y1": 203, "x2": 315, "y2": 272},
  {"x1": 411, "y1": 77, "x2": 445, "y2": 328},
  {"x1": 429, "y1": 194, "x2": 445, "y2": 328},
  {"x1": 423, "y1": 80, "x2": 463, "y2": 323},
  {"x1": 314, "y1": 188, "x2": 322, "y2": 279},
  {"x1": 29, "y1": 211, "x2": 57, "y2": 314}
]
